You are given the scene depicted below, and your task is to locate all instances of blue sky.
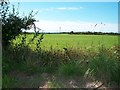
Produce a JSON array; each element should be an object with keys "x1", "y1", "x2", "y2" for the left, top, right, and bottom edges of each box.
[{"x1": 10, "y1": 2, "x2": 118, "y2": 33}]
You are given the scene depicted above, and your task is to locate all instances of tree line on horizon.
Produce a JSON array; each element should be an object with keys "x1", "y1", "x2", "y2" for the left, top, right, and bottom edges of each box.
[
  {"x1": 69, "y1": 31, "x2": 120, "y2": 35},
  {"x1": 24, "y1": 31, "x2": 120, "y2": 35}
]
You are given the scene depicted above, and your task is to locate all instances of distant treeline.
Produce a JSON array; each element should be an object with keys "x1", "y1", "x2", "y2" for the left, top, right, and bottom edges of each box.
[
  {"x1": 68, "y1": 31, "x2": 120, "y2": 35},
  {"x1": 23, "y1": 31, "x2": 120, "y2": 35}
]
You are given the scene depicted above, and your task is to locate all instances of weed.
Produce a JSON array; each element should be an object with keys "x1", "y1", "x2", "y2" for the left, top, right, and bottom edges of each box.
[
  {"x1": 2, "y1": 74, "x2": 16, "y2": 88},
  {"x1": 59, "y1": 61, "x2": 85, "y2": 76}
]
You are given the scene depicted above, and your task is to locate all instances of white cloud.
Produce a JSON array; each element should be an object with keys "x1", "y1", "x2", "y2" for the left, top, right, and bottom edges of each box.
[
  {"x1": 56, "y1": 7, "x2": 67, "y2": 10},
  {"x1": 56, "y1": 7, "x2": 83, "y2": 10},
  {"x1": 37, "y1": 7, "x2": 84, "y2": 12},
  {"x1": 32, "y1": 20, "x2": 118, "y2": 33}
]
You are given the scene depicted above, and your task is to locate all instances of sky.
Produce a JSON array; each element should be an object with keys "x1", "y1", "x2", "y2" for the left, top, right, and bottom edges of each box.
[
  {"x1": 10, "y1": 1, "x2": 118, "y2": 33},
  {"x1": 10, "y1": 0, "x2": 120, "y2": 2}
]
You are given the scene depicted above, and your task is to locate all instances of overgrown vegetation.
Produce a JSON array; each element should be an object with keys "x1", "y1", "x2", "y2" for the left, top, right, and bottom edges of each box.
[{"x1": 2, "y1": 43, "x2": 120, "y2": 88}]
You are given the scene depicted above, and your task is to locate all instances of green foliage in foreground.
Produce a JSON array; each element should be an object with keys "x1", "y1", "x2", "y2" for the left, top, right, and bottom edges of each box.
[
  {"x1": 1, "y1": 2, "x2": 37, "y2": 46},
  {"x1": 12, "y1": 34, "x2": 119, "y2": 50},
  {"x1": 2, "y1": 44, "x2": 120, "y2": 88}
]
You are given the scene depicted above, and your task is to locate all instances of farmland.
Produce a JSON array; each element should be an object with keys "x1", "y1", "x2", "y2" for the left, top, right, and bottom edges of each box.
[{"x1": 13, "y1": 34, "x2": 119, "y2": 50}]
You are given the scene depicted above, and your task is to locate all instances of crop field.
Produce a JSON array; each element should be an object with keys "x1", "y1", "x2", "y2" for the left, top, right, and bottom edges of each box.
[{"x1": 13, "y1": 34, "x2": 119, "y2": 50}]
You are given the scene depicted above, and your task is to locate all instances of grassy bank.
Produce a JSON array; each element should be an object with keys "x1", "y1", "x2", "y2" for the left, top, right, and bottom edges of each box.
[{"x1": 2, "y1": 43, "x2": 120, "y2": 88}]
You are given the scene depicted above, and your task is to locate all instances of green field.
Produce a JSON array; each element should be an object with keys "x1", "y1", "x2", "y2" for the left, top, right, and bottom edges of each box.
[{"x1": 13, "y1": 34, "x2": 119, "y2": 50}]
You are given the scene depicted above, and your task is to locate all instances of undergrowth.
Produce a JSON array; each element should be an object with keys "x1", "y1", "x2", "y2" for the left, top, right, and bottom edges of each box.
[{"x1": 2, "y1": 44, "x2": 120, "y2": 88}]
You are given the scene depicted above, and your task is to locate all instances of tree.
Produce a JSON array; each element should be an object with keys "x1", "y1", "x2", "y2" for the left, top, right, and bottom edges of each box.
[
  {"x1": 70, "y1": 31, "x2": 74, "y2": 34},
  {"x1": 1, "y1": 1, "x2": 38, "y2": 46}
]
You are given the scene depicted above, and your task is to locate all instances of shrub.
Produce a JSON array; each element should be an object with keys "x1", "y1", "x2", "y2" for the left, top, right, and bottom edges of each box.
[{"x1": 1, "y1": 1, "x2": 37, "y2": 46}]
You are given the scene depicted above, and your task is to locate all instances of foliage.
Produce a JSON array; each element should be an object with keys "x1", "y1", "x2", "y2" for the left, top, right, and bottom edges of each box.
[
  {"x1": 2, "y1": 74, "x2": 16, "y2": 88},
  {"x1": 69, "y1": 31, "x2": 74, "y2": 34},
  {"x1": 68, "y1": 31, "x2": 119, "y2": 35},
  {"x1": 59, "y1": 61, "x2": 85, "y2": 76},
  {"x1": 1, "y1": 1, "x2": 38, "y2": 46},
  {"x1": 3, "y1": 43, "x2": 120, "y2": 87},
  {"x1": 86, "y1": 46, "x2": 120, "y2": 86}
]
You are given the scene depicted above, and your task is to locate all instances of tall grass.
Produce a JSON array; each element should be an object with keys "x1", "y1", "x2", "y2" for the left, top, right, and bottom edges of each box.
[
  {"x1": 87, "y1": 46, "x2": 120, "y2": 86},
  {"x1": 2, "y1": 74, "x2": 16, "y2": 88},
  {"x1": 2, "y1": 43, "x2": 120, "y2": 88}
]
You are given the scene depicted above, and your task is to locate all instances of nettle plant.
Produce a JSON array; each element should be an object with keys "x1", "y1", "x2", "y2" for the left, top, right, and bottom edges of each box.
[{"x1": 1, "y1": 1, "x2": 44, "y2": 48}]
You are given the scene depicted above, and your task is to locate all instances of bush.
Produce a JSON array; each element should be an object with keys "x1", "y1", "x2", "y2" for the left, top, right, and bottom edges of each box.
[{"x1": 1, "y1": 1, "x2": 37, "y2": 46}]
